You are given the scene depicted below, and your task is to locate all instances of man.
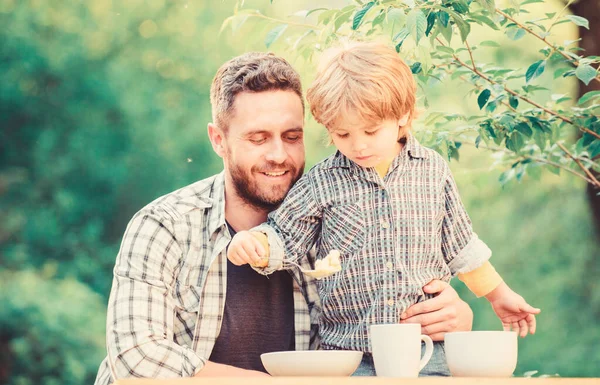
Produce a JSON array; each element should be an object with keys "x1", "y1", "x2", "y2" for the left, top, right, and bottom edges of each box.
[{"x1": 95, "y1": 52, "x2": 473, "y2": 383}]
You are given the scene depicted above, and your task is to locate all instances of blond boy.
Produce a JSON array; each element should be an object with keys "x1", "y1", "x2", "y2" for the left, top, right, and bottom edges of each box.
[{"x1": 227, "y1": 42, "x2": 540, "y2": 376}]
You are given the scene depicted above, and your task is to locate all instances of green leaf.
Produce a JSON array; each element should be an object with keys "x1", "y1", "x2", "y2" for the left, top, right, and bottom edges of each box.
[
  {"x1": 515, "y1": 122, "x2": 533, "y2": 137},
  {"x1": 335, "y1": 8, "x2": 355, "y2": 31},
  {"x1": 318, "y1": 9, "x2": 338, "y2": 24},
  {"x1": 589, "y1": 141, "x2": 600, "y2": 158},
  {"x1": 533, "y1": 131, "x2": 546, "y2": 150},
  {"x1": 521, "y1": 0, "x2": 544, "y2": 5},
  {"x1": 437, "y1": 46, "x2": 455, "y2": 54},
  {"x1": 436, "y1": 6, "x2": 470, "y2": 41},
  {"x1": 506, "y1": 131, "x2": 525, "y2": 152},
  {"x1": 393, "y1": 27, "x2": 410, "y2": 51},
  {"x1": 410, "y1": 62, "x2": 422, "y2": 74},
  {"x1": 407, "y1": 9, "x2": 427, "y2": 44},
  {"x1": 582, "y1": 132, "x2": 596, "y2": 147},
  {"x1": 353, "y1": 1, "x2": 375, "y2": 30},
  {"x1": 426, "y1": 11, "x2": 437, "y2": 36},
  {"x1": 553, "y1": 67, "x2": 572, "y2": 79},
  {"x1": 578, "y1": 90, "x2": 600, "y2": 105},
  {"x1": 499, "y1": 169, "x2": 515, "y2": 185},
  {"x1": 475, "y1": 135, "x2": 482, "y2": 148},
  {"x1": 566, "y1": 15, "x2": 589, "y2": 30},
  {"x1": 439, "y1": 22, "x2": 453, "y2": 44},
  {"x1": 506, "y1": 27, "x2": 526, "y2": 40},
  {"x1": 469, "y1": 14, "x2": 499, "y2": 30},
  {"x1": 575, "y1": 64, "x2": 597, "y2": 86},
  {"x1": 480, "y1": 40, "x2": 500, "y2": 47},
  {"x1": 452, "y1": 1, "x2": 470, "y2": 14},
  {"x1": 386, "y1": 8, "x2": 406, "y2": 30},
  {"x1": 264, "y1": 24, "x2": 287, "y2": 48},
  {"x1": 437, "y1": 11, "x2": 449, "y2": 27},
  {"x1": 476, "y1": 0, "x2": 496, "y2": 14},
  {"x1": 509, "y1": 95, "x2": 519, "y2": 109},
  {"x1": 525, "y1": 60, "x2": 546, "y2": 83},
  {"x1": 478, "y1": 89, "x2": 491, "y2": 109}
]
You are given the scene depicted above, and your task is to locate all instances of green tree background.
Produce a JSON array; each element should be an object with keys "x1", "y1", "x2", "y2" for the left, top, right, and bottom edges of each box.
[{"x1": 0, "y1": 0, "x2": 598, "y2": 383}]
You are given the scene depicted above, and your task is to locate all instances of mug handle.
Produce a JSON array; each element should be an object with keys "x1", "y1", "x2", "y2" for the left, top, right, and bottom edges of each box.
[{"x1": 418, "y1": 334, "x2": 434, "y2": 371}]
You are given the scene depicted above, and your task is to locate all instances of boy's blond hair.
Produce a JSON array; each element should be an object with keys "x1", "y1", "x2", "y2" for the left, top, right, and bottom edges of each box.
[{"x1": 307, "y1": 41, "x2": 416, "y2": 134}]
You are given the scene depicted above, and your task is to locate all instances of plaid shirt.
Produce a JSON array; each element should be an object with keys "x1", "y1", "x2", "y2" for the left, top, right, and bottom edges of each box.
[
  {"x1": 94, "y1": 172, "x2": 321, "y2": 384},
  {"x1": 256, "y1": 134, "x2": 491, "y2": 352}
]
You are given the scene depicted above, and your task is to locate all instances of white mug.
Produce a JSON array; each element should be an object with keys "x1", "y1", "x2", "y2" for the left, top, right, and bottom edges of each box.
[{"x1": 370, "y1": 323, "x2": 434, "y2": 377}]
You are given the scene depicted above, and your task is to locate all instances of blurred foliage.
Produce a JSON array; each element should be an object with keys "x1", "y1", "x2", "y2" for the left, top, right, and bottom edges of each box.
[
  {"x1": 227, "y1": 0, "x2": 600, "y2": 188},
  {"x1": 0, "y1": 0, "x2": 598, "y2": 383}
]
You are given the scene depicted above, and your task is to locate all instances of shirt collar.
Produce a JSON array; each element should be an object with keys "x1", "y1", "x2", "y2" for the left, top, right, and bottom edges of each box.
[
  {"x1": 206, "y1": 171, "x2": 227, "y2": 237},
  {"x1": 326, "y1": 133, "x2": 428, "y2": 171}
]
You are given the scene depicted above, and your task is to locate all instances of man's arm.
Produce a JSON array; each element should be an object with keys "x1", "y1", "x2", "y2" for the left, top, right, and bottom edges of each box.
[
  {"x1": 400, "y1": 280, "x2": 473, "y2": 341},
  {"x1": 105, "y1": 211, "x2": 205, "y2": 379}
]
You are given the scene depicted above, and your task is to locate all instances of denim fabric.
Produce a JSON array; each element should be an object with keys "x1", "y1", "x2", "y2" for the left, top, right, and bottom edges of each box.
[{"x1": 352, "y1": 341, "x2": 451, "y2": 377}]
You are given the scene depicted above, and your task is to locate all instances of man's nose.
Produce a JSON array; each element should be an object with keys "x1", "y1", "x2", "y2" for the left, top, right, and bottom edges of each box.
[{"x1": 265, "y1": 140, "x2": 287, "y2": 163}]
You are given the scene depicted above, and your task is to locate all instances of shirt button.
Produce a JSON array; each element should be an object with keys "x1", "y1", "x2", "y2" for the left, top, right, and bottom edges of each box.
[
  {"x1": 387, "y1": 299, "x2": 395, "y2": 306},
  {"x1": 381, "y1": 220, "x2": 390, "y2": 229},
  {"x1": 386, "y1": 261, "x2": 393, "y2": 269}
]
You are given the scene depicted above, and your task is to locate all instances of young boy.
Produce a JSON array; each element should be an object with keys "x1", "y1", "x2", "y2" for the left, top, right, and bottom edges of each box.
[{"x1": 227, "y1": 41, "x2": 540, "y2": 376}]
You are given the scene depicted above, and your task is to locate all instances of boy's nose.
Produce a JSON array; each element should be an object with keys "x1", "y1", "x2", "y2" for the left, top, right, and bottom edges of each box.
[{"x1": 353, "y1": 139, "x2": 368, "y2": 152}]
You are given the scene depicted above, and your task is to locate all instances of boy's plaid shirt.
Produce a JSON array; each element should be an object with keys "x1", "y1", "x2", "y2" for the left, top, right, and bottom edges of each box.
[
  {"x1": 256, "y1": 134, "x2": 491, "y2": 352},
  {"x1": 94, "y1": 172, "x2": 321, "y2": 384}
]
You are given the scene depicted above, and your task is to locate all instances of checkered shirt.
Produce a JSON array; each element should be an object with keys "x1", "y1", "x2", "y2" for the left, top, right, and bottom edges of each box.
[
  {"x1": 255, "y1": 134, "x2": 491, "y2": 352},
  {"x1": 94, "y1": 172, "x2": 321, "y2": 384}
]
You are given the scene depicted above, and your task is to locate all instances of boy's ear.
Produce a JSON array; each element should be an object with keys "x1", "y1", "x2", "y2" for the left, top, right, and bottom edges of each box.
[
  {"x1": 398, "y1": 113, "x2": 410, "y2": 127},
  {"x1": 208, "y1": 123, "x2": 226, "y2": 158}
]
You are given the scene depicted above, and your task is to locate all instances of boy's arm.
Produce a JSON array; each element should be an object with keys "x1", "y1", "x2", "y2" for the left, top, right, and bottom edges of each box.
[
  {"x1": 457, "y1": 261, "x2": 504, "y2": 297},
  {"x1": 440, "y1": 163, "x2": 492, "y2": 275},
  {"x1": 252, "y1": 174, "x2": 323, "y2": 274}
]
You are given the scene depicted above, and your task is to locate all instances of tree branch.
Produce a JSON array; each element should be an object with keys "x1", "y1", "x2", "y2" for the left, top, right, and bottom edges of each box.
[
  {"x1": 495, "y1": 8, "x2": 600, "y2": 85},
  {"x1": 438, "y1": 37, "x2": 600, "y2": 141},
  {"x1": 556, "y1": 142, "x2": 600, "y2": 186}
]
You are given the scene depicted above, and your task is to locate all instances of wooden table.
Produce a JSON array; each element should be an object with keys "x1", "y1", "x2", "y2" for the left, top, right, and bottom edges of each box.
[{"x1": 116, "y1": 378, "x2": 600, "y2": 385}]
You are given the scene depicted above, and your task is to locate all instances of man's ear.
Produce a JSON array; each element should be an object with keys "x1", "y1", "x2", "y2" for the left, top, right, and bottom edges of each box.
[
  {"x1": 398, "y1": 113, "x2": 410, "y2": 127},
  {"x1": 208, "y1": 123, "x2": 226, "y2": 158}
]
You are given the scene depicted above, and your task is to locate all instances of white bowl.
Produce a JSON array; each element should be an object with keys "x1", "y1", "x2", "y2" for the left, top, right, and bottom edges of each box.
[
  {"x1": 261, "y1": 350, "x2": 363, "y2": 377},
  {"x1": 444, "y1": 331, "x2": 518, "y2": 377}
]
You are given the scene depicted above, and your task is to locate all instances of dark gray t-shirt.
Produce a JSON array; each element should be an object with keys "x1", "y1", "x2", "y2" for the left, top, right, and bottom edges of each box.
[{"x1": 209, "y1": 223, "x2": 295, "y2": 372}]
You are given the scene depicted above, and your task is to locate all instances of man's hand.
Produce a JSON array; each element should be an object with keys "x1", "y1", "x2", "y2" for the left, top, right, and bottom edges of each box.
[
  {"x1": 400, "y1": 280, "x2": 473, "y2": 341},
  {"x1": 194, "y1": 361, "x2": 270, "y2": 377}
]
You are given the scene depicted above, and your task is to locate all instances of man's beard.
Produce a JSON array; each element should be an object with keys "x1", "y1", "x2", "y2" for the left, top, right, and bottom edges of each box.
[{"x1": 229, "y1": 161, "x2": 304, "y2": 212}]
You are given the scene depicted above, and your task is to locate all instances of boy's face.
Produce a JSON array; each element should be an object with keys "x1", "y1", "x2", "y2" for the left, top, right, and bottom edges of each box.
[
  {"x1": 212, "y1": 90, "x2": 306, "y2": 211},
  {"x1": 330, "y1": 112, "x2": 407, "y2": 168}
]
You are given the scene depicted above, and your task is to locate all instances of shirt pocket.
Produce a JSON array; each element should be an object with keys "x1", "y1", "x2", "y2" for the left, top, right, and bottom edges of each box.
[{"x1": 320, "y1": 203, "x2": 367, "y2": 256}]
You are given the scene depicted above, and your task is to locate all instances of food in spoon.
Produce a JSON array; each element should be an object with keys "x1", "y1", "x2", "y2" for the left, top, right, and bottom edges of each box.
[{"x1": 305, "y1": 250, "x2": 342, "y2": 279}]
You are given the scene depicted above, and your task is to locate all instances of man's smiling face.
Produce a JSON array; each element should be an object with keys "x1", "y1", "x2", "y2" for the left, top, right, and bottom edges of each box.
[{"x1": 221, "y1": 89, "x2": 305, "y2": 211}]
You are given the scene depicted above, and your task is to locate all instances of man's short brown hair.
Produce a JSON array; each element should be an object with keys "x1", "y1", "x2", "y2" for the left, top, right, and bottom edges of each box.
[{"x1": 210, "y1": 52, "x2": 304, "y2": 132}]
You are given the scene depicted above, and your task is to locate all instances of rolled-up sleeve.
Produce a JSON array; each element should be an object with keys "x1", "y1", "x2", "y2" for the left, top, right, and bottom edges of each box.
[
  {"x1": 253, "y1": 174, "x2": 323, "y2": 274},
  {"x1": 440, "y1": 169, "x2": 492, "y2": 275},
  {"x1": 105, "y1": 211, "x2": 205, "y2": 380}
]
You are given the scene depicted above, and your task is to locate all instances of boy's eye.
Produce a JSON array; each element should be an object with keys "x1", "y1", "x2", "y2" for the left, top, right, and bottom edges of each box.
[
  {"x1": 336, "y1": 133, "x2": 349, "y2": 138},
  {"x1": 365, "y1": 130, "x2": 378, "y2": 136},
  {"x1": 284, "y1": 134, "x2": 302, "y2": 142}
]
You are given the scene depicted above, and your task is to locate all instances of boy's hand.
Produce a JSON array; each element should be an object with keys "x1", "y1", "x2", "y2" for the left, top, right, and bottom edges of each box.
[
  {"x1": 227, "y1": 231, "x2": 268, "y2": 267},
  {"x1": 485, "y1": 282, "x2": 541, "y2": 338}
]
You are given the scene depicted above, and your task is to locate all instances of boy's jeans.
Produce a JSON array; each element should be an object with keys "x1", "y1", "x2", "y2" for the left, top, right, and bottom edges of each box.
[{"x1": 352, "y1": 341, "x2": 451, "y2": 377}]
